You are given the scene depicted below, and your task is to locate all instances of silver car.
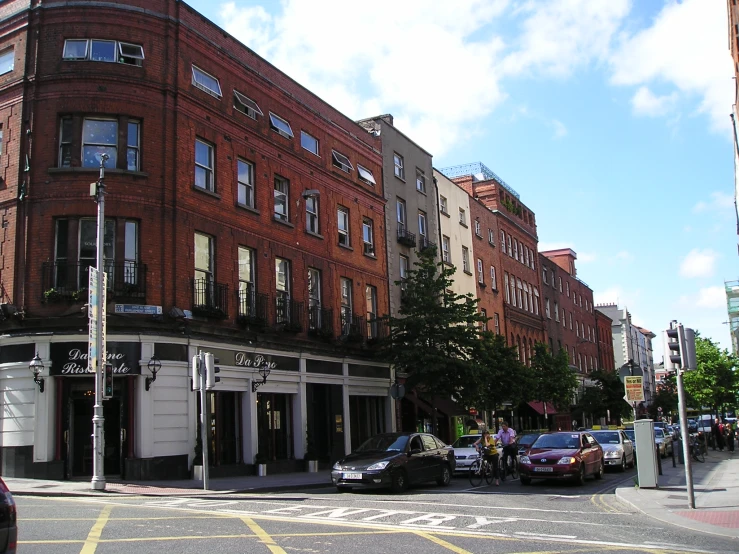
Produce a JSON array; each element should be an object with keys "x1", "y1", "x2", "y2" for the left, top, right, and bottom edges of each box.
[
  {"x1": 655, "y1": 428, "x2": 672, "y2": 457},
  {"x1": 451, "y1": 435, "x2": 482, "y2": 472},
  {"x1": 590, "y1": 430, "x2": 635, "y2": 472}
]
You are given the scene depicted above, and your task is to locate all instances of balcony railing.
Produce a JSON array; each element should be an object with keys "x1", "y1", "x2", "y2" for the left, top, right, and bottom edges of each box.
[
  {"x1": 397, "y1": 224, "x2": 416, "y2": 247},
  {"x1": 192, "y1": 278, "x2": 229, "y2": 318},
  {"x1": 340, "y1": 311, "x2": 365, "y2": 342},
  {"x1": 418, "y1": 236, "x2": 436, "y2": 252},
  {"x1": 366, "y1": 316, "x2": 389, "y2": 343},
  {"x1": 41, "y1": 261, "x2": 147, "y2": 302},
  {"x1": 237, "y1": 286, "x2": 268, "y2": 326},
  {"x1": 308, "y1": 305, "x2": 334, "y2": 338},
  {"x1": 275, "y1": 292, "x2": 304, "y2": 332}
]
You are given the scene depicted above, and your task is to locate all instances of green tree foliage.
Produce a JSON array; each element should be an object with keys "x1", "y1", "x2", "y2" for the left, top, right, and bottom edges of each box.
[
  {"x1": 530, "y1": 344, "x2": 579, "y2": 411},
  {"x1": 648, "y1": 373, "x2": 680, "y2": 420},
  {"x1": 574, "y1": 369, "x2": 633, "y2": 422},
  {"x1": 467, "y1": 331, "x2": 529, "y2": 413},
  {"x1": 380, "y1": 247, "x2": 487, "y2": 405},
  {"x1": 683, "y1": 335, "x2": 738, "y2": 413}
]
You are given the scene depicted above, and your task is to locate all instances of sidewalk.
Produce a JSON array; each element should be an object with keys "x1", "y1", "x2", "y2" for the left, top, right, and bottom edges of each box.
[
  {"x1": 616, "y1": 447, "x2": 739, "y2": 540},
  {"x1": 4, "y1": 470, "x2": 333, "y2": 498}
]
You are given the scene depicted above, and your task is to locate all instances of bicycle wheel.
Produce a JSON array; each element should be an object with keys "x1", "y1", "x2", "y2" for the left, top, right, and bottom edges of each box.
[
  {"x1": 695, "y1": 444, "x2": 705, "y2": 463},
  {"x1": 509, "y1": 457, "x2": 519, "y2": 479},
  {"x1": 484, "y1": 460, "x2": 495, "y2": 485},
  {"x1": 469, "y1": 459, "x2": 483, "y2": 487}
]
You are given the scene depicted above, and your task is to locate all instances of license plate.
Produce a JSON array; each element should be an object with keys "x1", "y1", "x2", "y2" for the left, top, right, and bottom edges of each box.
[
  {"x1": 534, "y1": 466, "x2": 553, "y2": 472},
  {"x1": 343, "y1": 472, "x2": 363, "y2": 480}
]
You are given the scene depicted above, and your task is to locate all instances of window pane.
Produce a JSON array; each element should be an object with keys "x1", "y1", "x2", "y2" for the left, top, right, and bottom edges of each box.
[
  {"x1": 83, "y1": 146, "x2": 116, "y2": 168},
  {"x1": 276, "y1": 258, "x2": 289, "y2": 292},
  {"x1": 63, "y1": 40, "x2": 87, "y2": 60},
  {"x1": 301, "y1": 131, "x2": 318, "y2": 154},
  {"x1": 269, "y1": 112, "x2": 294, "y2": 137},
  {"x1": 124, "y1": 221, "x2": 138, "y2": 261},
  {"x1": 195, "y1": 140, "x2": 212, "y2": 167},
  {"x1": 90, "y1": 40, "x2": 116, "y2": 62},
  {"x1": 192, "y1": 66, "x2": 222, "y2": 96},
  {"x1": 83, "y1": 119, "x2": 117, "y2": 143},
  {"x1": 239, "y1": 247, "x2": 252, "y2": 282},
  {"x1": 119, "y1": 42, "x2": 144, "y2": 59},
  {"x1": 194, "y1": 233, "x2": 211, "y2": 273}
]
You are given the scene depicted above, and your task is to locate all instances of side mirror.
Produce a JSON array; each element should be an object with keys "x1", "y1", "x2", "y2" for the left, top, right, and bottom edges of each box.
[{"x1": 408, "y1": 448, "x2": 422, "y2": 456}]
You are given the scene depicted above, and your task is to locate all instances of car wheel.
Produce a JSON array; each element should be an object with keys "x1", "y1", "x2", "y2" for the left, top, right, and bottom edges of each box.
[
  {"x1": 575, "y1": 465, "x2": 585, "y2": 486},
  {"x1": 594, "y1": 460, "x2": 604, "y2": 480},
  {"x1": 436, "y1": 464, "x2": 451, "y2": 486},
  {"x1": 619, "y1": 455, "x2": 626, "y2": 472},
  {"x1": 520, "y1": 475, "x2": 531, "y2": 485},
  {"x1": 391, "y1": 469, "x2": 408, "y2": 493}
]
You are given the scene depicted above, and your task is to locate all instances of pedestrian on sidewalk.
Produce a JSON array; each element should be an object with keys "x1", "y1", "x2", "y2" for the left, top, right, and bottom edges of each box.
[
  {"x1": 712, "y1": 418, "x2": 725, "y2": 451},
  {"x1": 727, "y1": 423, "x2": 735, "y2": 453}
]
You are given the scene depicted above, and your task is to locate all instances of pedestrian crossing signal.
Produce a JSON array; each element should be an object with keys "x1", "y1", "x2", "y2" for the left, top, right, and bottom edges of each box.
[{"x1": 103, "y1": 363, "x2": 113, "y2": 399}]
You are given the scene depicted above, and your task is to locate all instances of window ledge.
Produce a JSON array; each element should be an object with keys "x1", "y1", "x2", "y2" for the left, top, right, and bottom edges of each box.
[
  {"x1": 463, "y1": 270, "x2": 473, "y2": 276},
  {"x1": 475, "y1": 233, "x2": 483, "y2": 239},
  {"x1": 273, "y1": 217, "x2": 294, "y2": 228},
  {"x1": 440, "y1": 210, "x2": 450, "y2": 218},
  {"x1": 236, "y1": 203, "x2": 260, "y2": 216},
  {"x1": 306, "y1": 230, "x2": 324, "y2": 240},
  {"x1": 489, "y1": 242, "x2": 496, "y2": 247},
  {"x1": 416, "y1": 188, "x2": 427, "y2": 196},
  {"x1": 395, "y1": 176, "x2": 406, "y2": 183},
  {"x1": 363, "y1": 252, "x2": 377, "y2": 260},
  {"x1": 193, "y1": 186, "x2": 221, "y2": 200},
  {"x1": 459, "y1": 222, "x2": 468, "y2": 228},
  {"x1": 48, "y1": 167, "x2": 149, "y2": 178},
  {"x1": 443, "y1": 261, "x2": 454, "y2": 268},
  {"x1": 338, "y1": 243, "x2": 354, "y2": 252}
]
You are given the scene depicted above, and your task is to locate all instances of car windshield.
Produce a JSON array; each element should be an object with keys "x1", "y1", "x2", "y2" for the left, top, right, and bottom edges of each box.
[
  {"x1": 591, "y1": 431, "x2": 620, "y2": 444},
  {"x1": 624, "y1": 430, "x2": 635, "y2": 440},
  {"x1": 452, "y1": 436, "x2": 479, "y2": 448},
  {"x1": 355, "y1": 434, "x2": 409, "y2": 453},
  {"x1": 532, "y1": 434, "x2": 581, "y2": 449},
  {"x1": 518, "y1": 434, "x2": 539, "y2": 446},
  {"x1": 655, "y1": 429, "x2": 665, "y2": 438}
]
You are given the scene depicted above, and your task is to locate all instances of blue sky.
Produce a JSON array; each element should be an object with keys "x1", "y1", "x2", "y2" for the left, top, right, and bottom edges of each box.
[{"x1": 187, "y1": 0, "x2": 736, "y2": 358}]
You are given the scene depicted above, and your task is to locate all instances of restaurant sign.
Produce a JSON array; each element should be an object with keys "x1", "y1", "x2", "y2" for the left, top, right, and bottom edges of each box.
[{"x1": 50, "y1": 342, "x2": 142, "y2": 376}]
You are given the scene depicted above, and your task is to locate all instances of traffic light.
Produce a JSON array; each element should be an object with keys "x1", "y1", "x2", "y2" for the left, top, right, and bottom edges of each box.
[
  {"x1": 664, "y1": 321, "x2": 697, "y2": 371},
  {"x1": 103, "y1": 363, "x2": 114, "y2": 399},
  {"x1": 205, "y1": 353, "x2": 220, "y2": 389},
  {"x1": 192, "y1": 355, "x2": 201, "y2": 392}
]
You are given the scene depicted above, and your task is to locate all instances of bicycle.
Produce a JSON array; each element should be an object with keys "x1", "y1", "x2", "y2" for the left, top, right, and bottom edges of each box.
[
  {"x1": 499, "y1": 449, "x2": 519, "y2": 480},
  {"x1": 691, "y1": 436, "x2": 705, "y2": 463},
  {"x1": 468, "y1": 449, "x2": 496, "y2": 487}
]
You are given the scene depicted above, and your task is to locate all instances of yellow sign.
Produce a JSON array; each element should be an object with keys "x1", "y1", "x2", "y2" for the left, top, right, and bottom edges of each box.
[{"x1": 624, "y1": 376, "x2": 644, "y2": 402}]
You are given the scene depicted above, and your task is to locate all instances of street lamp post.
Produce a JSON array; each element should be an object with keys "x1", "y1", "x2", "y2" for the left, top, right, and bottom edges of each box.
[{"x1": 91, "y1": 153, "x2": 108, "y2": 491}]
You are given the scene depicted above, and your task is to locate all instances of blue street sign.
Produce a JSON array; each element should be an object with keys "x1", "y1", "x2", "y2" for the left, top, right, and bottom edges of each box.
[{"x1": 114, "y1": 304, "x2": 163, "y2": 315}]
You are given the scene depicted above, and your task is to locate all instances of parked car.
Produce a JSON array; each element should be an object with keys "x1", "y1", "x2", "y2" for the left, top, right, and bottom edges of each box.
[
  {"x1": 589, "y1": 430, "x2": 635, "y2": 472},
  {"x1": 332, "y1": 432, "x2": 455, "y2": 493},
  {"x1": 516, "y1": 433, "x2": 542, "y2": 457},
  {"x1": 655, "y1": 427, "x2": 672, "y2": 457},
  {"x1": 451, "y1": 434, "x2": 482, "y2": 472},
  {"x1": 0, "y1": 478, "x2": 16, "y2": 554},
  {"x1": 624, "y1": 429, "x2": 637, "y2": 461},
  {"x1": 518, "y1": 431, "x2": 604, "y2": 485}
]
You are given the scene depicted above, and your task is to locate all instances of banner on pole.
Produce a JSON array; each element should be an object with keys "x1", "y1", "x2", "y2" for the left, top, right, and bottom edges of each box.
[{"x1": 624, "y1": 376, "x2": 644, "y2": 402}]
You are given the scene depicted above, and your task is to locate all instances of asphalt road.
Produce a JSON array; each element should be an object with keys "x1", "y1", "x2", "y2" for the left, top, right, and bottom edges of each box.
[{"x1": 14, "y1": 468, "x2": 739, "y2": 553}]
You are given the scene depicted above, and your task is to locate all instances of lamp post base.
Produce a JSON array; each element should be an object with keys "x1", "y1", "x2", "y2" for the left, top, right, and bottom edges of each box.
[{"x1": 90, "y1": 478, "x2": 106, "y2": 491}]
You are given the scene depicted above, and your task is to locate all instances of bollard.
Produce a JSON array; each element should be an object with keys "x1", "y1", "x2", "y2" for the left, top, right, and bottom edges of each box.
[
  {"x1": 672, "y1": 439, "x2": 677, "y2": 467},
  {"x1": 676, "y1": 438, "x2": 685, "y2": 464},
  {"x1": 657, "y1": 445, "x2": 663, "y2": 476}
]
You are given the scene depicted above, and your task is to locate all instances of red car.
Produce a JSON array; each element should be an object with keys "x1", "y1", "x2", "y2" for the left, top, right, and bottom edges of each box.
[
  {"x1": 0, "y1": 478, "x2": 16, "y2": 553},
  {"x1": 519, "y1": 431, "x2": 604, "y2": 485}
]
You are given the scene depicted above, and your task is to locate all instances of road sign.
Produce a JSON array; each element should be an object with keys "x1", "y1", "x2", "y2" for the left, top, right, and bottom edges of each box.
[
  {"x1": 624, "y1": 376, "x2": 644, "y2": 402},
  {"x1": 114, "y1": 304, "x2": 163, "y2": 315}
]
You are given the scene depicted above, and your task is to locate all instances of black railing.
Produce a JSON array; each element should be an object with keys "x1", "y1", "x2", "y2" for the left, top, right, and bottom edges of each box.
[
  {"x1": 397, "y1": 224, "x2": 416, "y2": 247},
  {"x1": 192, "y1": 278, "x2": 229, "y2": 318},
  {"x1": 308, "y1": 305, "x2": 334, "y2": 338},
  {"x1": 340, "y1": 311, "x2": 365, "y2": 341},
  {"x1": 418, "y1": 236, "x2": 436, "y2": 252},
  {"x1": 276, "y1": 293, "x2": 303, "y2": 331},
  {"x1": 366, "y1": 316, "x2": 388, "y2": 343},
  {"x1": 237, "y1": 286, "x2": 268, "y2": 326},
  {"x1": 41, "y1": 261, "x2": 147, "y2": 302}
]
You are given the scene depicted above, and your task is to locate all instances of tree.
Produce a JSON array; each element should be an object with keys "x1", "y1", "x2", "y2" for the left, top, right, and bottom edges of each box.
[
  {"x1": 683, "y1": 335, "x2": 738, "y2": 416},
  {"x1": 648, "y1": 373, "x2": 679, "y2": 420},
  {"x1": 530, "y1": 344, "x2": 579, "y2": 413},
  {"x1": 575, "y1": 369, "x2": 633, "y2": 423},
  {"x1": 467, "y1": 331, "x2": 529, "y2": 417},
  {"x1": 380, "y1": 247, "x2": 487, "y2": 418}
]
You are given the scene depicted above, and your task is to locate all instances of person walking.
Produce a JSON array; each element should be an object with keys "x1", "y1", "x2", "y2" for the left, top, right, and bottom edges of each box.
[
  {"x1": 712, "y1": 418, "x2": 722, "y2": 451},
  {"x1": 727, "y1": 423, "x2": 735, "y2": 454},
  {"x1": 473, "y1": 430, "x2": 500, "y2": 486}
]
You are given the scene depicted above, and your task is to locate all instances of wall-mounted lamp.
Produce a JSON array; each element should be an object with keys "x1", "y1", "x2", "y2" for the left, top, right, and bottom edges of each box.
[
  {"x1": 29, "y1": 353, "x2": 45, "y2": 393},
  {"x1": 252, "y1": 362, "x2": 271, "y2": 393},
  {"x1": 146, "y1": 356, "x2": 161, "y2": 391}
]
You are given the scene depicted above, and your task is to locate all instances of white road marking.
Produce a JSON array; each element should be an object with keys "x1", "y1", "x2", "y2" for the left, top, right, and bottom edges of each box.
[{"x1": 515, "y1": 531, "x2": 577, "y2": 539}]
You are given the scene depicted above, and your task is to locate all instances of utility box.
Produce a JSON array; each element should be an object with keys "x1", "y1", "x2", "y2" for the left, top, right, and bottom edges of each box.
[{"x1": 635, "y1": 419, "x2": 659, "y2": 488}]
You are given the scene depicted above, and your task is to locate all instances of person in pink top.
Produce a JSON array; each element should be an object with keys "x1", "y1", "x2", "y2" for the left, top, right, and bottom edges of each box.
[{"x1": 494, "y1": 422, "x2": 517, "y2": 481}]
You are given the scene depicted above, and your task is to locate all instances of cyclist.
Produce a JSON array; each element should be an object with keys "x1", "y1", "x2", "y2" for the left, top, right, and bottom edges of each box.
[
  {"x1": 473, "y1": 430, "x2": 500, "y2": 486},
  {"x1": 494, "y1": 421, "x2": 517, "y2": 481}
]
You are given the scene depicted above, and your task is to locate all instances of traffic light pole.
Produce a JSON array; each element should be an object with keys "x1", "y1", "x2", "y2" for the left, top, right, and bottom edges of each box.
[
  {"x1": 198, "y1": 351, "x2": 210, "y2": 490},
  {"x1": 91, "y1": 155, "x2": 108, "y2": 492},
  {"x1": 676, "y1": 367, "x2": 695, "y2": 508}
]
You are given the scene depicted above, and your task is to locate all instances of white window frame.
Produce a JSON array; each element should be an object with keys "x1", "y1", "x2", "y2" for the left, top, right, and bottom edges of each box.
[
  {"x1": 83, "y1": 118, "x2": 118, "y2": 169},
  {"x1": 357, "y1": 164, "x2": 376, "y2": 185},
  {"x1": 338, "y1": 206, "x2": 350, "y2": 247},
  {"x1": 500, "y1": 231, "x2": 506, "y2": 253},
  {"x1": 393, "y1": 153, "x2": 404, "y2": 179},
  {"x1": 269, "y1": 111, "x2": 294, "y2": 139},
  {"x1": 194, "y1": 138, "x2": 214, "y2": 191},
  {"x1": 62, "y1": 40, "x2": 88, "y2": 60},
  {"x1": 234, "y1": 90, "x2": 263, "y2": 119},
  {"x1": 63, "y1": 39, "x2": 143, "y2": 66},
  {"x1": 305, "y1": 195, "x2": 319, "y2": 234},
  {"x1": 504, "y1": 273, "x2": 510, "y2": 303},
  {"x1": 555, "y1": 302, "x2": 559, "y2": 322},
  {"x1": 477, "y1": 259, "x2": 484, "y2": 283},
  {"x1": 488, "y1": 229, "x2": 495, "y2": 245},
  {"x1": 192, "y1": 65, "x2": 222, "y2": 98},
  {"x1": 442, "y1": 235, "x2": 451, "y2": 263},
  {"x1": 274, "y1": 175, "x2": 290, "y2": 222},
  {"x1": 462, "y1": 247, "x2": 470, "y2": 273},
  {"x1": 418, "y1": 211, "x2": 427, "y2": 243},
  {"x1": 459, "y1": 208, "x2": 466, "y2": 226},
  {"x1": 416, "y1": 168, "x2": 426, "y2": 193},
  {"x1": 546, "y1": 298, "x2": 551, "y2": 319},
  {"x1": 332, "y1": 149, "x2": 353, "y2": 172},
  {"x1": 126, "y1": 120, "x2": 140, "y2": 171},
  {"x1": 490, "y1": 266, "x2": 497, "y2": 289},
  {"x1": 119, "y1": 41, "x2": 145, "y2": 62},
  {"x1": 440, "y1": 195, "x2": 448, "y2": 215},
  {"x1": 474, "y1": 220, "x2": 481, "y2": 237},
  {"x1": 237, "y1": 159, "x2": 255, "y2": 208},
  {"x1": 0, "y1": 48, "x2": 13, "y2": 74},
  {"x1": 362, "y1": 218, "x2": 375, "y2": 256}
]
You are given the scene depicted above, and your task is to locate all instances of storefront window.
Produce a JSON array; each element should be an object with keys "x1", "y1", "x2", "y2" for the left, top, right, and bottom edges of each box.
[{"x1": 257, "y1": 393, "x2": 293, "y2": 461}]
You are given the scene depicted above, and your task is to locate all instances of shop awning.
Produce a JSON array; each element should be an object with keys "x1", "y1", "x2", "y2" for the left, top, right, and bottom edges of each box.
[
  {"x1": 527, "y1": 401, "x2": 557, "y2": 415},
  {"x1": 403, "y1": 393, "x2": 468, "y2": 417}
]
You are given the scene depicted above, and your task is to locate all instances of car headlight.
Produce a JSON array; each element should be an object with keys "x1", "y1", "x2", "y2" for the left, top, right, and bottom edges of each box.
[
  {"x1": 332, "y1": 462, "x2": 342, "y2": 470},
  {"x1": 467, "y1": 454, "x2": 478, "y2": 459},
  {"x1": 366, "y1": 461, "x2": 389, "y2": 471},
  {"x1": 604, "y1": 450, "x2": 621, "y2": 458},
  {"x1": 519, "y1": 455, "x2": 530, "y2": 464},
  {"x1": 557, "y1": 457, "x2": 577, "y2": 465}
]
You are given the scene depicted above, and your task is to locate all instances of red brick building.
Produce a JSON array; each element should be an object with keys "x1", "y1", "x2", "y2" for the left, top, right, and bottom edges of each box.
[
  {"x1": 0, "y1": 0, "x2": 392, "y2": 480},
  {"x1": 595, "y1": 308, "x2": 616, "y2": 371}
]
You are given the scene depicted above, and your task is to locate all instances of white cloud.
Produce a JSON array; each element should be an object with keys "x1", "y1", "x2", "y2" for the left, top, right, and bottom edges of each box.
[
  {"x1": 631, "y1": 86, "x2": 678, "y2": 117},
  {"x1": 577, "y1": 252, "x2": 597, "y2": 263},
  {"x1": 696, "y1": 286, "x2": 726, "y2": 309},
  {"x1": 610, "y1": 0, "x2": 734, "y2": 132},
  {"x1": 551, "y1": 119, "x2": 568, "y2": 139},
  {"x1": 693, "y1": 191, "x2": 735, "y2": 213},
  {"x1": 594, "y1": 286, "x2": 644, "y2": 324},
  {"x1": 614, "y1": 250, "x2": 632, "y2": 261},
  {"x1": 679, "y1": 248, "x2": 719, "y2": 278}
]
